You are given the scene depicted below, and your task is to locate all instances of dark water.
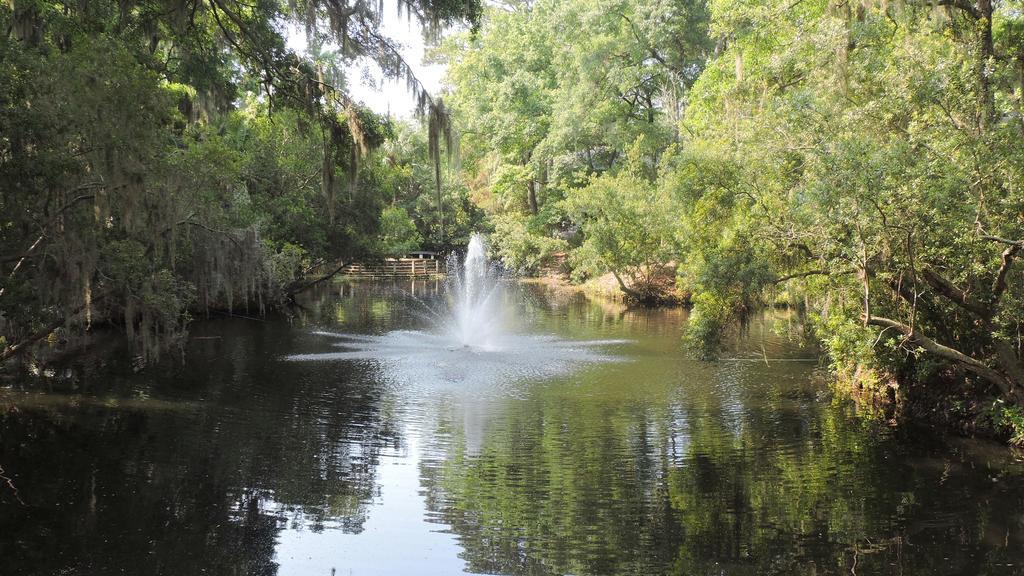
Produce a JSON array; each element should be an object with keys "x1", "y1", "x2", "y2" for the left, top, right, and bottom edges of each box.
[{"x1": 2, "y1": 280, "x2": 1023, "y2": 576}]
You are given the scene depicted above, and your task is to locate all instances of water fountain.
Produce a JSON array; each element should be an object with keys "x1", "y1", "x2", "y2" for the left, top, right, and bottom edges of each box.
[
  {"x1": 287, "y1": 233, "x2": 628, "y2": 388},
  {"x1": 446, "y1": 233, "x2": 503, "y2": 348}
]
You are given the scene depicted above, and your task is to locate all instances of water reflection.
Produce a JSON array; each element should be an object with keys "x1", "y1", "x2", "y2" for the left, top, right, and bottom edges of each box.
[
  {"x1": 1, "y1": 281, "x2": 1022, "y2": 576},
  {"x1": 417, "y1": 358, "x2": 1024, "y2": 575}
]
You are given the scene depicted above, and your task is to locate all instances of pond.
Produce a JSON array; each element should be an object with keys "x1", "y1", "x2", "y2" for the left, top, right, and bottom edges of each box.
[{"x1": 1, "y1": 279, "x2": 1023, "y2": 575}]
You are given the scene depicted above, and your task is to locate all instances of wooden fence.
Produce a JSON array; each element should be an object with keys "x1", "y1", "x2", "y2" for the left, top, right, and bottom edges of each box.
[{"x1": 339, "y1": 258, "x2": 443, "y2": 278}]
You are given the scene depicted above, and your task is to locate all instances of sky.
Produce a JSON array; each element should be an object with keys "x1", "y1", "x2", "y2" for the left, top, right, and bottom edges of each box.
[{"x1": 285, "y1": 7, "x2": 449, "y2": 119}]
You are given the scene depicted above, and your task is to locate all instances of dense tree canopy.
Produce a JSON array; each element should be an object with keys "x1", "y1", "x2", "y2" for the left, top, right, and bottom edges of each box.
[
  {"x1": 673, "y1": 0, "x2": 1024, "y2": 410},
  {"x1": 0, "y1": 0, "x2": 481, "y2": 363},
  {"x1": 437, "y1": 0, "x2": 712, "y2": 273},
  {"x1": 442, "y1": 0, "x2": 1024, "y2": 434}
]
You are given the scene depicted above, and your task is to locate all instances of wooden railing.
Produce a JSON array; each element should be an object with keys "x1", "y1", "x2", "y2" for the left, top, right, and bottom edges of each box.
[{"x1": 339, "y1": 258, "x2": 443, "y2": 278}]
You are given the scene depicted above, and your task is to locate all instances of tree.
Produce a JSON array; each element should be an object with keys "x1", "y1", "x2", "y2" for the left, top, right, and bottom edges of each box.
[
  {"x1": 565, "y1": 138, "x2": 680, "y2": 301},
  {"x1": 0, "y1": 0, "x2": 481, "y2": 364},
  {"x1": 378, "y1": 206, "x2": 422, "y2": 256},
  {"x1": 670, "y1": 0, "x2": 1024, "y2": 407},
  {"x1": 440, "y1": 0, "x2": 712, "y2": 278}
]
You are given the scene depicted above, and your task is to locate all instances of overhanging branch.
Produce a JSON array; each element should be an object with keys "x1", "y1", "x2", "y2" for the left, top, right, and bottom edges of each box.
[
  {"x1": 771, "y1": 268, "x2": 854, "y2": 284},
  {"x1": 866, "y1": 314, "x2": 1014, "y2": 398},
  {"x1": 992, "y1": 243, "x2": 1021, "y2": 301}
]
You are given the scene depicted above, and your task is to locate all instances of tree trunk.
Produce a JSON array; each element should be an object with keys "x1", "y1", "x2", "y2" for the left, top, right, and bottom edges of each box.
[
  {"x1": 1017, "y1": 49, "x2": 1024, "y2": 135},
  {"x1": 611, "y1": 270, "x2": 642, "y2": 301}
]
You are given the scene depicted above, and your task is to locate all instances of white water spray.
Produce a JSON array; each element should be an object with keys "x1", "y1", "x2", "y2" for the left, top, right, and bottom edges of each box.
[
  {"x1": 448, "y1": 233, "x2": 503, "y2": 348},
  {"x1": 287, "y1": 232, "x2": 630, "y2": 386}
]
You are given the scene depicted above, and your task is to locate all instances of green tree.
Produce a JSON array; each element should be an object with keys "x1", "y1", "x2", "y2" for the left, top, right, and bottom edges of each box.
[
  {"x1": 440, "y1": 0, "x2": 712, "y2": 278},
  {"x1": 378, "y1": 206, "x2": 422, "y2": 256},
  {"x1": 670, "y1": 0, "x2": 1024, "y2": 409},
  {"x1": 0, "y1": 0, "x2": 481, "y2": 365},
  {"x1": 565, "y1": 138, "x2": 680, "y2": 301}
]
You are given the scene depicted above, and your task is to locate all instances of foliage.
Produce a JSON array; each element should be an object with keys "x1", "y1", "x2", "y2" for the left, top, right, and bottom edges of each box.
[
  {"x1": 489, "y1": 214, "x2": 567, "y2": 275},
  {"x1": 445, "y1": 0, "x2": 1024, "y2": 416},
  {"x1": 374, "y1": 121, "x2": 487, "y2": 250},
  {"x1": 4, "y1": 0, "x2": 1024, "y2": 424},
  {"x1": 991, "y1": 402, "x2": 1024, "y2": 447},
  {"x1": 564, "y1": 138, "x2": 680, "y2": 300},
  {"x1": 0, "y1": 0, "x2": 480, "y2": 365},
  {"x1": 438, "y1": 0, "x2": 711, "y2": 293},
  {"x1": 667, "y1": 0, "x2": 1024, "y2": 407},
  {"x1": 378, "y1": 206, "x2": 422, "y2": 256}
]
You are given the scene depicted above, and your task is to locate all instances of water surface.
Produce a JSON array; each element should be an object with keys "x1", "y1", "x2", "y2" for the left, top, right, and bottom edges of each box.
[{"x1": 2, "y1": 280, "x2": 1023, "y2": 575}]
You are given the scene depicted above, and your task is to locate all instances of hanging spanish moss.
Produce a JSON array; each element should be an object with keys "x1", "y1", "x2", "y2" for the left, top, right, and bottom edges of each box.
[
  {"x1": 427, "y1": 98, "x2": 454, "y2": 240},
  {"x1": 285, "y1": 0, "x2": 464, "y2": 236},
  {"x1": 0, "y1": 0, "x2": 481, "y2": 369}
]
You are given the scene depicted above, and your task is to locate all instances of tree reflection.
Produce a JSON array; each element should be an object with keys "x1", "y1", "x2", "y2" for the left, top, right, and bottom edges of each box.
[
  {"x1": 418, "y1": 356, "x2": 1024, "y2": 575},
  {"x1": 0, "y1": 305, "x2": 402, "y2": 575},
  {"x1": 3, "y1": 285, "x2": 1022, "y2": 576}
]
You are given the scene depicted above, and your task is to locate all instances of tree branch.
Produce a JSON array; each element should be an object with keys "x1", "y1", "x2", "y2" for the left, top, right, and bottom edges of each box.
[
  {"x1": 866, "y1": 315, "x2": 1014, "y2": 398},
  {"x1": 920, "y1": 266, "x2": 990, "y2": 319},
  {"x1": 0, "y1": 293, "x2": 108, "y2": 364},
  {"x1": 980, "y1": 234, "x2": 1024, "y2": 247},
  {"x1": 285, "y1": 260, "x2": 348, "y2": 296},
  {"x1": 932, "y1": 0, "x2": 982, "y2": 19},
  {"x1": 771, "y1": 268, "x2": 853, "y2": 284},
  {"x1": 1, "y1": 190, "x2": 98, "y2": 297},
  {"x1": 992, "y1": 243, "x2": 1021, "y2": 301},
  {"x1": 181, "y1": 220, "x2": 246, "y2": 250},
  {"x1": 884, "y1": 275, "x2": 950, "y2": 343}
]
